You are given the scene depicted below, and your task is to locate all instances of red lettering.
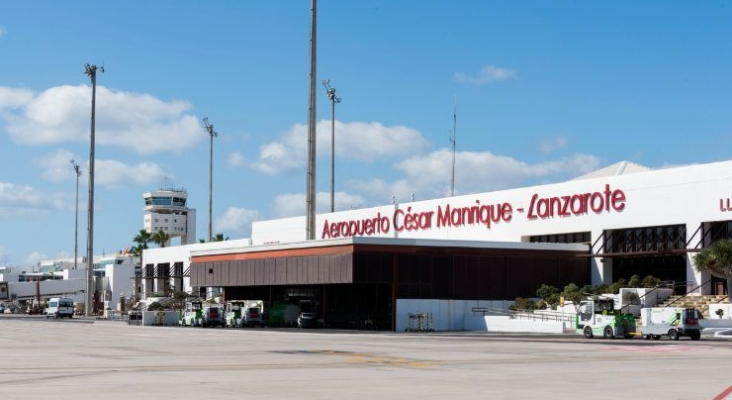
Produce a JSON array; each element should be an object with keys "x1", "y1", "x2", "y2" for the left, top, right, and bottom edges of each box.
[{"x1": 528, "y1": 184, "x2": 626, "y2": 221}]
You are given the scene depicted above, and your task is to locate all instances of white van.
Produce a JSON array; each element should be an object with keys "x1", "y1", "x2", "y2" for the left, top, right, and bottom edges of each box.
[{"x1": 45, "y1": 297, "x2": 74, "y2": 319}]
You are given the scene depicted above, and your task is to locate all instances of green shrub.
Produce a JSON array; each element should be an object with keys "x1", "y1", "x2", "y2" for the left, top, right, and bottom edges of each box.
[
  {"x1": 536, "y1": 284, "x2": 560, "y2": 307},
  {"x1": 509, "y1": 297, "x2": 537, "y2": 311},
  {"x1": 642, "y1": 275, "x2": 661, "y2": 288},
  {"x1": 622, "y1": 292, "x2": 640, "y2": 305},
  {"x1": 627, "y1": 274, "x2": 642, "y2": 288}
]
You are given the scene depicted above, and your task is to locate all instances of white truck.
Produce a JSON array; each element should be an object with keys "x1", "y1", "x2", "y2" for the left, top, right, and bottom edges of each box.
[
  {"x1": 639, "y1": 307, "x2": 702, "y2": 340},
  {"x1": 180, "y1": 300, "x2": 203, "y2": 327},
  {"x1": 576, "y1": 297, "x2": 636, "y2": 339},
  {"x1": 224, "y1": 300, "x2": 246, "y2": 327}
]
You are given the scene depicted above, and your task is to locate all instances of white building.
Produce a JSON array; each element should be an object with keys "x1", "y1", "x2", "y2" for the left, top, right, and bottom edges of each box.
[
  {"x1": 142, "y1": 160, "x2": 732, "y2": 330},
  {"x1": 143, "y1": 187, "x2": 196, "y2": 246},
  {"x1": 249, "y1": 160, "x2": 731, "y2": 295},
  {"x1": 0, "y1": 254, "x2": 137, "y2": 312},
  {"x1": 139, "y1": 239, "x2": 252, "y2": 298}
]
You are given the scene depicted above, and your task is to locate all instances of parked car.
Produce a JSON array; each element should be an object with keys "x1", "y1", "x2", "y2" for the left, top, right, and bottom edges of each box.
[
  {"x1": 201, "y1": 305, "x2": 225, "y2": 327},
  {"x1": 241, "y1": 306, "x2": 263, "y2": 327},
  {"x1": 297, "y1": 312, "x2": 318, "y2": 329}
]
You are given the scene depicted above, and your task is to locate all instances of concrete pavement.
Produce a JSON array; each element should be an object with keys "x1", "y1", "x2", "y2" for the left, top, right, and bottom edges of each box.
[{"x1": 0, "y1": 317, "x2": 731, "y2": 399}]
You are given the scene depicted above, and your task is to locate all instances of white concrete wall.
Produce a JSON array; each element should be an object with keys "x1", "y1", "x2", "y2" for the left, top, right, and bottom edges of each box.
[
  {"x1": 396, "y1": 299, "x2": 514, "y2": 332},
  {"x1": 708, "y1": 304, "x2": 732, "y2": 320},
  {"x1": 106, "y1": 264, "x2": 135, "y2": 310},
  {"x1": 141, "y1": 310, "x2": 180, "y2": 326},
  {"x1": 8, "y1": 280, "x2": 85, "y2": 302},
  {"x1": 485, "y1": 316, "x2": 566, "y2": 334}
]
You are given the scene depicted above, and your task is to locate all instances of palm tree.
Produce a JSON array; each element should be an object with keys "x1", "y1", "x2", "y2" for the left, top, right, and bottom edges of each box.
[
  {"x1": 212, "y1": 233, "x2": 229, "y2": 242},
  {"x1": 151, "y1": 230, "x2": 171, "y2": 248},
  {"x1": 131, "y1": 229, "x2": 152, "y2": 256},
  {"x1": 199, "y1": 233, "x2": 229, "y2": 243},
  {"x1": 693, "y1": 238, "x2": 732, "y2": 302}
]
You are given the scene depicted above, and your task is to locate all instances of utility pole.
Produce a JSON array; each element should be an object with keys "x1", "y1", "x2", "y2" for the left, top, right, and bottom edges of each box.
[
  {"x1": 450, "y1": 96, "x2": 457, "y2": 197},
  {"x1": 322, "y1": 79, "x2": 341, "y2": 213},
  {"x1": 306, "y1": 0, "x2": 318, "y2": 240},
  {"x1": 84, "y1": 63, "x2": 103, "y2": 317},
  {"x1": 70, "y1": 159, "x2": 81, "y2": 270},
  {"x1": 202, "y1": 117, "x2": 217, "y2": 243}
]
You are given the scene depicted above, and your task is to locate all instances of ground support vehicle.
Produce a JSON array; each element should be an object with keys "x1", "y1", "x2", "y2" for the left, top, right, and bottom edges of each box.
[
  {"x1": 241, "y1": 300, "x2": 265, "y2": 327},
  {"x1": 297, "y1": 312, "x2": 319, "y2": 328},
  {"x1": 224, "y1": 301, "x2": 245, "y2": 327},
  {"x1": 201, "y1": 305, "x2": 225, "y2": 327},
  {"x1": 639, "y1": 307, "x2": 702, "y2": 340},
  {"x1": 268, "y1": 303, "x2": 299, "y2": 327},
  {"x1": 180, "y1": 300, "x2": 203, "y2": 326},
  {"x1": 45, "y1": 297, "x2": 74, "y2": 319},
  {"x1": 576, "y1": 298, "x2": 636, "y2": 339}
]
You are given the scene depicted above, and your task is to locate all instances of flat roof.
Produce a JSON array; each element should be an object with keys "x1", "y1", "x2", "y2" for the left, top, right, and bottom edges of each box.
[{"x1": 191, "y1": 236, "x2": 589, "y2": 258}]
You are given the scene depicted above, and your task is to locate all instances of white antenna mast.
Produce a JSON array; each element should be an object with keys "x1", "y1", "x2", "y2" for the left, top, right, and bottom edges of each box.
[{"x1": 450, "y1": 95, "x2": 457, "y2": 197}]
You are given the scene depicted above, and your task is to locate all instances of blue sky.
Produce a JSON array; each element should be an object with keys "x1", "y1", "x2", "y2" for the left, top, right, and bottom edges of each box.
[{"x1": 1, "y1": 1, "x2": 731, "y2": 267}]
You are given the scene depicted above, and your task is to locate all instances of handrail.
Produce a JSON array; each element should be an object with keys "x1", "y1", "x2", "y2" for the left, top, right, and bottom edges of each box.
[
  {"x1": 664, "y1": 278, "x2": 713, "y2": 307},
  {"x1": 619, "y1": 281, "x2": 674, "y2": 313},
  {"x1": 481, "y1": 306, "x2": 576, "y2": 323}
]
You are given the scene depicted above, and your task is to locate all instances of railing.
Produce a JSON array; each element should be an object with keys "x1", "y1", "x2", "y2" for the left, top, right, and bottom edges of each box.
[
  {"x1": 472, "y1": 306, "x2": 577, "y2": 324},
  {"x1": 619, "y1": 280, "x2": 675, "y2": 314},
  {"x1": 664, "y1": 278, "x2": 713, "y2": 307}
]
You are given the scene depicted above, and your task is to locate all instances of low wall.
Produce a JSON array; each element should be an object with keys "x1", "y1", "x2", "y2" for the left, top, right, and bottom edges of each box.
[
  {"x1": 396, "y1": 299, "x2": 513, "y2": 332},
  {"x1": 141, "y1": 311, "x2": 180, "y2": 326},
  {"x1": 485, "y1": 316, "x2": 566, "y2": 334},
  {"x1": 708, "y1": 304, "x2": 732, "y2": 320}
]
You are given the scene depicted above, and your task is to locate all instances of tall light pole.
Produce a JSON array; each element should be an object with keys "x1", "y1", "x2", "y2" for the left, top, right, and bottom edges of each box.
[
  {"x1": 202, "y1": 117, "x2": 217, "y2": 243},
  {"x1": 450, "y1": 96, "x2": 457, "y2": 197},
  {"x1": 306, "y1": 0, "x2": 317, "y2": 240},
  {"x1": 322, "y1": 79, "x2": 341, "y2": 213},
  {"x1": 84, "y1": 63, "x2": 103, "y2": 316},
  {"x1": 70, "y1": 159, "x2": 81, "y2": 270}
]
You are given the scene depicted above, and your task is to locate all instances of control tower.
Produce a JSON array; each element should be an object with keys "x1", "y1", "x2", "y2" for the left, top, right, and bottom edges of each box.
[{"x1": 143, "y1": 185, "x2": 196, "y2": 245}]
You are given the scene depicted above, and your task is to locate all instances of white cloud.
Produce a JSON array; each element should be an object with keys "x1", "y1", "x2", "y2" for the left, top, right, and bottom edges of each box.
[
  {"x1": 29, "y1": 149, "x2": 169, "y2": 189},
  {"x1": 270, "y1": 193, "x2": 305, "y2": 218},
  {"x1": 269, "y1": 191, "x2": 368, "y2": 218},
  {"x1": 539, "y1": 136, "x2": 568, "y2": 154},
  {"x1": 54, "y1": 250, "x2": 71, "y2": 260},
  {"x1": 0, "y1": 87, "x2": 33, "y2": 109},
  {"x1": 0, "y1": 84, "x2": 203, "y2": 155},
  {"x1": 32, "y1": 149, "x2": 82, "y2": 183},
  {"x1": 95, "y1": 159, "x2": 169, "y2": 189},
  {"x1": 227, "y1": 152, "x2": 246, "y2": 167},
  {"x1": 454, "y1": 65, "x2": 517, "y2": 85},
  {"x1": 346, "y1": 150, "x2": 602, "y2": 203},
  {"x1": 215, "y1": 207, "x2": 262, "y2": 236},
  {"x1": 0, "y1": 246, "x2": 10, "y2": 265},
  {"x1": 0, "y1": 27, "x2": 5, "y2": 38},
  {"x1": 23, "y1": 252, "x2": 47, "y2": 266},
  {"x1": 252, "y1": 120, "x2": 430, "y2": 175},
  {"x1": 0, "y1": 182, "x2": 61, "y2": 216}
]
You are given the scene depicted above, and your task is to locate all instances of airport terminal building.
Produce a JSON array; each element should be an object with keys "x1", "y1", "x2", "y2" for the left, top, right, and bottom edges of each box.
[{"x1": 144, "y1": 160, "x2": 732, "y2": 330}]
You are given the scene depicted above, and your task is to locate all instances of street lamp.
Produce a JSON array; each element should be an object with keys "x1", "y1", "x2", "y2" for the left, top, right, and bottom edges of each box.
[
  {"x1": 322, "y1": 79, "x2": 341, "y2": 213},
  {"x1": 202, "y1": 117, "x2": 217, "y2": 242},
  {"x1": 70, "y1": 159, "x2": 81, "y2": 270},
  {"x1": 84, "y1": 63, "x2": 103, "y2": 316}
]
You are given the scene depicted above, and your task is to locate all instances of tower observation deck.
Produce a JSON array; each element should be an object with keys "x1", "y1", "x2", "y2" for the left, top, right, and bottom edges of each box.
[{"x1": 143, "y1": 186, "x2": 196, "y2": 245}]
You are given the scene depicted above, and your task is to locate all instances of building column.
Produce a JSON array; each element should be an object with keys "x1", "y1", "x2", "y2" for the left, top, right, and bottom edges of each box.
[
  {"x1": 590, "y1": 229, "x2": 610, "y2": 285},
  {"x1": 686, "y1": 220, "x2": 710, "y2": 295}
]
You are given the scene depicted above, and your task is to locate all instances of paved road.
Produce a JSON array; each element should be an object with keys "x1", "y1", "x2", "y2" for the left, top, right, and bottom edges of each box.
[{"x1": 0, "y1": 317, "x2": 730, "y2": 400}]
